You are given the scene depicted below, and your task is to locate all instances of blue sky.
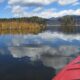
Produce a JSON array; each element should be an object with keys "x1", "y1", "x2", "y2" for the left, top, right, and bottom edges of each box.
[{"x1": 0, "y1": 0, "x2": 80, "y2": 18}]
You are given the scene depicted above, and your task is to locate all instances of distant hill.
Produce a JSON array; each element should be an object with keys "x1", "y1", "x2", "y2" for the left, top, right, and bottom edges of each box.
[
  {"x1": 46, "y1": 15, "x2": 80, "y2": 33},
  {"x1": 0, "y1": 16, "x2": 47, "y2": 24},
  {"x1": 47, "y1": 15, "x2": 80, "y2": 25}
]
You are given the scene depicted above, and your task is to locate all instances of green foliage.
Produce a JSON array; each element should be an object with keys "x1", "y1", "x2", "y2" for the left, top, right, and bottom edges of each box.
[
  {"x1": 0, "y1": 17, "x2": 46, "y2": 24},
  {"x1": 61, "y1": 15, "x2": 76, "y2": 33}
]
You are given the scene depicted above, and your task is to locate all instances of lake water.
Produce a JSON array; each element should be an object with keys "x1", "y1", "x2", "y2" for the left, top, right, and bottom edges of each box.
[{"x1": 0, "y1": 31, "x2": 80, "y2": 69}]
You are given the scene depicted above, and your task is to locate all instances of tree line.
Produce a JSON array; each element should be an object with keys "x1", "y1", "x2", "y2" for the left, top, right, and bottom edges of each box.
[
  {"x1": 0, "y1": 16, "x2": 79, "y2": 34},
  {"x1": 60, "y1": 15, "x2": 80, "y2": 33},
  {"x1": 0, "y1": 17, "x2": 46, "y2": 34}
]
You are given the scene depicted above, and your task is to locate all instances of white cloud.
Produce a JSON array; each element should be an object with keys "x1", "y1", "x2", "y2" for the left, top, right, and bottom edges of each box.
[
  {"x1": 37, "y1": 9, "x2": 80, "y2": 18},
  {"x1": 7, "y1": 0, "x2": 80, "y2": 18},
  {"x1": 11, "y1": 5, "x2": 28, "y2": 17},
  {"x1": 10, "y1": 5, "x2": 80, "y2": 18},
  {"x1": 58, "y1": 0, "x2": 78, "y2": 5},
  {"x1": 8, "y1": 0, "x2": 79, "y2": 6},
  {"x1": 32, "y1": 7, "x2": 43, "y2": 12},
  {"x1": 11, "y1": 6, "x2": 58, "y2": 18},
  {"x1": 8, "y1": 0, "x2": 56, "y2": 6}
]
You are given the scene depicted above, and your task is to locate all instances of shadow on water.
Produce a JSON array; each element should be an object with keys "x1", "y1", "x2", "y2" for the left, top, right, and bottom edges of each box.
[{"x1": 0, "y1": 53, "x2": 56, "y2": 80}]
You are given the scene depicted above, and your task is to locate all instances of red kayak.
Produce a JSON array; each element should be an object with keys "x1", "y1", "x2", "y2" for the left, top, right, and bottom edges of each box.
[{"x1": 52, "y1": 56, "x2": 80, "y2": 80}]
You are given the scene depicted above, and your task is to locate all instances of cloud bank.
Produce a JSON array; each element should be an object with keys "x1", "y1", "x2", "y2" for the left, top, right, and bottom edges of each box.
[
  {"x1": 8, "y1": 0, "x2": 78, "y2": 6},
  {"x1": 10, "y1": 6, "x2": 80, "y2": 18},
  {"x1": 4, "y1": 0, "x2": 79, "y2": 18}
]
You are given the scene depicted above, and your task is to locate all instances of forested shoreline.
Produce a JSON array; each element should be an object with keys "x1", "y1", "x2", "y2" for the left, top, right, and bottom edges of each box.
[
  {"x1": 0, "y1": 15, "x2": 80, "y2": 34},
  {"x1": 0, "y1": 17, "x2": 46, "y2": 34}
]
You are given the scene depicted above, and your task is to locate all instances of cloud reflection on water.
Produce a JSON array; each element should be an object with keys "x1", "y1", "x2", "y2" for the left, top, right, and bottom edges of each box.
[{"x1": 0, "y1": 32, "x2": 80, "y2": 68}]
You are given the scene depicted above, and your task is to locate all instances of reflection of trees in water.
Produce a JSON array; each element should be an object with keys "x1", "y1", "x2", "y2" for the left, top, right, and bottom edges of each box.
[{"x1": 0, "y1": 21, "x2": 44, "y2": 34}]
